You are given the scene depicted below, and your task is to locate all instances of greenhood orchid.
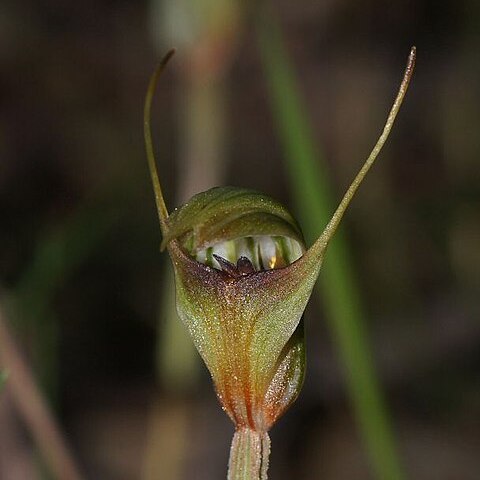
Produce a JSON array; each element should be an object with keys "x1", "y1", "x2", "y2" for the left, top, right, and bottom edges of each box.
[{"x1": 144, "y1": 47, "x2": 415, "y2": 479}]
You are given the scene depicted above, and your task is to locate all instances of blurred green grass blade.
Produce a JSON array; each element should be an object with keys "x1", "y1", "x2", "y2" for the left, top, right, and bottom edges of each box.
[
  {"x1": 7, "y1": 205, "x2": 114, "y2": 480},
  {"x1": 256, "y1": 14, "x2": 406, "y2": 480},
  {"x1": 16, "y1": 206, "x2": 116, "y2": 306},
  {"x1": 14, "y1": 206, "x2": 117, "y2": 399},
  {"x1": 0, "y1": 369, "x2": 8, "y2": 391},
  {"x1": 157, "y1": 261, "x2": 199, "y2": 391}
]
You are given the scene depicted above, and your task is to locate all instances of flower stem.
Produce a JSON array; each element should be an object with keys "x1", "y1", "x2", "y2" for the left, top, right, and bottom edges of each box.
[{"x1": 228, "y1": 429, "x2": 271, "y2": 480}]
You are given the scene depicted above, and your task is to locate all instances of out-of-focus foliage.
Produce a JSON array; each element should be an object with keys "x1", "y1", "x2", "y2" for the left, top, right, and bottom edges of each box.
[
  {"x1": 257, "y1": 15, "x2": 410, "y2": 480},
  {"x1": 0, "y1": 370, "x2": 7, "y2": 391}
]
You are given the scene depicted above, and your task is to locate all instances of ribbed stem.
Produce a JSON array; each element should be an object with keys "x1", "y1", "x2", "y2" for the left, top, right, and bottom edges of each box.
[{"x1": 228, "y1": 429, "x2": 271, "y2": 480}]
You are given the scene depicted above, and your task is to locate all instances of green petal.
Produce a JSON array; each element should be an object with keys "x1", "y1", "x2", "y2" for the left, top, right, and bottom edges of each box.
[
  {"x1": 162, "y1": 187, "x2": 304, "y2": 252},
  {"x1": 169, "y1": 240, "x2": 314, "y2": 430},
  {"x1": 263, "y1": 320, "x2": 305, "y2": 427}
]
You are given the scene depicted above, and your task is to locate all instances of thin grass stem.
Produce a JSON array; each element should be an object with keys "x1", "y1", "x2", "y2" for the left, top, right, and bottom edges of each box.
[
  {"x1": 0, "y1": 304, "x2": 85, "y2": 480},
  {"x1": 257, "y1": 11, "x2": 412, "y2": 480}
]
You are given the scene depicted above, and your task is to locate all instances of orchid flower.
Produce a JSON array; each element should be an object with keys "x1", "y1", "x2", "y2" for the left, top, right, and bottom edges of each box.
[{"x1": 144, "y1": 47, "x2": 415, "y2": 479}]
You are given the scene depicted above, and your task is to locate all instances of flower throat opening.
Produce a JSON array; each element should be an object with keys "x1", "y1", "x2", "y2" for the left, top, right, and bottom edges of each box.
[{"x1": 193, "y1": 235, "x2": 304, "y2": 273}]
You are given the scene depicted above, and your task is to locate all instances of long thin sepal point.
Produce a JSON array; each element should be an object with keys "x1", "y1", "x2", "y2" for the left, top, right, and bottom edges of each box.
[
  {"x1": 144, "y1": 48, "x2": 176, "y2": 235},
  {"x1": 318, "y1": 46, "x2": 416, "y2": 248}
]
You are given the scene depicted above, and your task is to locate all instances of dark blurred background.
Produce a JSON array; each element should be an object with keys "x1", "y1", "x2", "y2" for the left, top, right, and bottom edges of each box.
[{"x1": 0, "y1": 0, "x2": 479, "y2": 479}]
